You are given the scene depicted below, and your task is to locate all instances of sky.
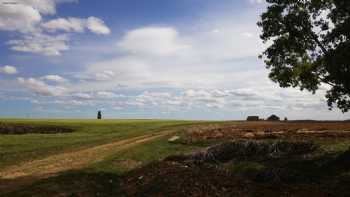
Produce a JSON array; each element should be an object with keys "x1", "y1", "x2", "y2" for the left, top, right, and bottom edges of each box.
[{"x1": 0, "y1": 0, "x2": 349, "y2": 120}]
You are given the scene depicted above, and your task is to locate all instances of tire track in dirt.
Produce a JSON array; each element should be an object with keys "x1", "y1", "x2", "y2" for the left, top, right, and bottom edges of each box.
[{"x1": 0, "y1": 130, "x2": 174, "y2": 192}]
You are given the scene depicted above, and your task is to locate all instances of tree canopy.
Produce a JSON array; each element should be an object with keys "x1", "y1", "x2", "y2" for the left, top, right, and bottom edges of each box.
[{"x1": 258, "y1": 0, "x2": 350, "y2": 112}]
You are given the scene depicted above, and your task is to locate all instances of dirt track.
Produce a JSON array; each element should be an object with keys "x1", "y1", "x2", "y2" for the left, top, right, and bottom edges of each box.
[{"x1": 0, "y1": 131, "x2": 173, "y2": 192}]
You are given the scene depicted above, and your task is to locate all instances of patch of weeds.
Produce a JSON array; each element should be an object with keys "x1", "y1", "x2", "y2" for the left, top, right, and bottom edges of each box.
[{"x1": 320, "y1": 139, "x2": 350, "y2": 153}]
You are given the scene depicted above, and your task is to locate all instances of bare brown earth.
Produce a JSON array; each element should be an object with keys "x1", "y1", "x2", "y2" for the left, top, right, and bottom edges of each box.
[
  {"x1": 0, "y1": 130, "x2": 174, "y2": 193},
  {"x1": 184, "y1": 121, "x2": 350, "y2": 142}
]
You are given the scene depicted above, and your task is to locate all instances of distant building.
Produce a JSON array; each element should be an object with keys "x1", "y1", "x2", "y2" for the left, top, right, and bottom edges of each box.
[
  {"x1": 267, "y1": 114, "x2": 280, "y2": 121},
  {"x1": 247, "y1": 116, "x2": 259, "y2": 121}
]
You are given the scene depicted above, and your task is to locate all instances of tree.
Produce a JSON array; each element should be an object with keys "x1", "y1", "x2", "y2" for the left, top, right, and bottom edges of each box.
[
  {"x1": 258, "y1": 0, "x2": 350, "y2": 112},
  {"x1": 97, "y1": 111, "x2": 102, "y2": 119}
]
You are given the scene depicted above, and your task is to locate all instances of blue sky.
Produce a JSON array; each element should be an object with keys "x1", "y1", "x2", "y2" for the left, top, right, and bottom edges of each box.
[{"x1": 0, "y1": 0, "x2": 349, "y2": 120}]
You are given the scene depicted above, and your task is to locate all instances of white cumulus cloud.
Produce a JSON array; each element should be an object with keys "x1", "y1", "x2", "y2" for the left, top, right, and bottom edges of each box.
[
  {"x1": 0, "y1": 65, "x2": 18, "y2": 75},
  {"x1": 96, "y1": 91, "x2": 122, "y2": 99},
  {"x1": 41, "y1": 75, "x2": 67, "y2": 82},
  {"x1": 118, "y1": 27, "x2": 189, "y2": 56},
  {"x1": 0, "y1": 2, "x2": 41, "y2": 32},
  {"x1": 42, "y1": 16, "x2": 110, "y2": 35},
  {"x1": 86, "y1": 17, "x2": 111, "y2": 35},
  {"x1": 0, "y1": 0, "x2": 63, "y2": 32},
  {"x1": 18, "y1": 77, "x2": 67, "y2": 96},
  {"x1": 0, "y1": 0, "x2": 110, "y2": 56},
  {"x1": 73, "y1": 92, "x2": 93, "y2": 100},
  {"x1": 42, "y1": 17, "x2": 85, "y2": 32},
  {"x1": 8, "y1": 33, "x2": 69, "y2": 56}
]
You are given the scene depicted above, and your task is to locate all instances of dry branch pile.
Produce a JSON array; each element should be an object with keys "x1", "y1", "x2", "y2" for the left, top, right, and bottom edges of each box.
[{"x1": 166, "y1": 140, "x2": 318, "y2": 164}]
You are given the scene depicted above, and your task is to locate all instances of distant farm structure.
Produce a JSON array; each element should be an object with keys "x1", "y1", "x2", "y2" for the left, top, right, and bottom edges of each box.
[
  {"x1": 246, "y1": 115, "x2": 284, "y2": 122},
  {"x1": 247, "y1": 116, "x2": 259, "y2": 121},
  {"x1": 267, "y1": 114, "x2": 280, "y2": 121}
]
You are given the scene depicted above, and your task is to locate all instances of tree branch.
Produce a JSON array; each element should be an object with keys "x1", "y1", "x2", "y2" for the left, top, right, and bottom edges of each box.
[
  {"x1": 318, "y1": 75, "x2": 336, "y2": 87},
  {"x1": 310, "y1": 32, "x2": 328, "y2": 54},
  {"x1": 300, "y1": 22, "x2": 328, "y2": 54}
]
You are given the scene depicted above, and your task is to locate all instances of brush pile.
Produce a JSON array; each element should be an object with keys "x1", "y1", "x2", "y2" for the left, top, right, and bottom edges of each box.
[{"x1": 166, "y1": 140, "x2": 318, "y2": 164}]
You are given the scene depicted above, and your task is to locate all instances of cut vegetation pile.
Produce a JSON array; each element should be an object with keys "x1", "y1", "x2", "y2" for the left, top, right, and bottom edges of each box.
[
  {"x1": 124, "y1": 161, "x2": 251, "y2": 197},
  {"x1": 0, "y1": 122, "x2": 74, "y2": 134},
  {"x1": 123, "y1": 161, "x2": 329, "y2": 197},
  {"x1": 123, "y1": 139, "x2": 350, "y2": 196},
  {"x1": 166, "y1": 140, "x2": 318, "y2": 164}
]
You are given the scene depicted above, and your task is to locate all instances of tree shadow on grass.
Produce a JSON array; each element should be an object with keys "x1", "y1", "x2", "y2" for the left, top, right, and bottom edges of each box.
[{"x1": 1, "y1": 171, "x2": 125, "y2": 197}]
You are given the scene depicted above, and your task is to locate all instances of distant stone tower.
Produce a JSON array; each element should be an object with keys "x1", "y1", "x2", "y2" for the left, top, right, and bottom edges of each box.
[{"x1": 97, "y1": 111, "x2": 102, "y2": 119}]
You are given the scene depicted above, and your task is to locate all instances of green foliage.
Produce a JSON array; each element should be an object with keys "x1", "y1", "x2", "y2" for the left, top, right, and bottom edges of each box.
[{"x1": 258, "y1": 0, "x2": 350, "y2": 112}]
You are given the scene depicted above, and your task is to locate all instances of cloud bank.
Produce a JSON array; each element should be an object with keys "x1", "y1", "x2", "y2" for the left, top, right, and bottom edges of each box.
[{"x1": 0, "y1": 0, "x2": 110, "y2": 56}]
